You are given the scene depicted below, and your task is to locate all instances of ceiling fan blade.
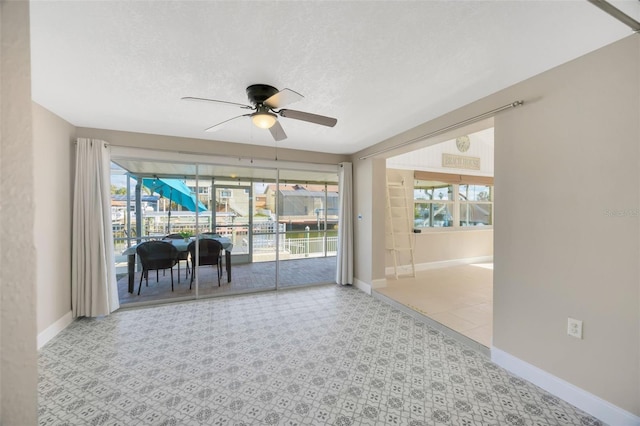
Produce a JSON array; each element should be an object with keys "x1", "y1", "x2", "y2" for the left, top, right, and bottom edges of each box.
[
  {"x1": 278, "y1": 109, "x2": 337, "y2": 127},
  {"x1": 269, "y1": 120, "x2": 287, "y2": 141},
  {"x1": 182, "y1": 96, "x2": 253, "y2": 110},
  {"x1": 264, "y1": 88, "x2": 303, "y2": 109},
  {"x1": 204, "y1": 114, "x2": 251, "y2": 132}
]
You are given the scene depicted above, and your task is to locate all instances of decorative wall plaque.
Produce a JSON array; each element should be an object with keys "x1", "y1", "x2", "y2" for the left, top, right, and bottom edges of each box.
[{"x1": 442, "y1": 153, "x2": 481, "y2": 170}]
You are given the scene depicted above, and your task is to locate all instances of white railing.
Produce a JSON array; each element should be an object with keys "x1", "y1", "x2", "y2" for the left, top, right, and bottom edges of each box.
[
  {"x1": 114, "y1": 234, "x2": 338, "y2": 264},
  {"x1": 252, "y1": 235, "x2": 337, "y2": 257},
  {"x1": 283, "y1": 236, "x2": 338, "y2": 256}
]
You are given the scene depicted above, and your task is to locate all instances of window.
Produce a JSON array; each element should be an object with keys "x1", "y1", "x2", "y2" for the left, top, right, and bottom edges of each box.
[
  {"x1": 459, "y1": 184, "x2": 492, "y2": 226},
  {"x1": 414, "y1": 184, "x2": 453, "y2": 228},
  {"x1": 413, "y1": 175, "x2": 493, "y2": 230}
]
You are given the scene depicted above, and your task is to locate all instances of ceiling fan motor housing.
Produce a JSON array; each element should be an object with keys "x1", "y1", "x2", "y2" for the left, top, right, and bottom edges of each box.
[{"x1": 246, "y1": 84, "x2": 279, "y2": 106}]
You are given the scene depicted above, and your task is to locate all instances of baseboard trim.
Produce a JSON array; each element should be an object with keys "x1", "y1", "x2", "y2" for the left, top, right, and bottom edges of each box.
[
  {"x1": 37, "y1": 311, "x2": 74, "y2": 350},
  {"x1": 386, "y1": 256, "x2": 493, "y2": 276},
  {"x1": 354, "y1": 279, "x2": 371, "y2": 295},
  {"x1": 492, "y1": 347, "x2": 640, "y2": 426}
]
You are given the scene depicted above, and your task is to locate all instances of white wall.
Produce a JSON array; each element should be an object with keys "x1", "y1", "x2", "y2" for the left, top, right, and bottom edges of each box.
[
  {"x1": 387, "y1": 127, "x2": 494, "y2": 177},
  {"x1": 33, "y1": 103, "x2": 75, "y2": 335},
  {"x1": 0, "y1": 1, "x2": 38, "y2": 423}
]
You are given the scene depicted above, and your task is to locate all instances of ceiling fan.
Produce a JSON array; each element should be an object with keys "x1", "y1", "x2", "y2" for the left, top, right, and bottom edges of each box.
[{"x1": 182, "y1": 84, "x2": 338, "y2": 142}]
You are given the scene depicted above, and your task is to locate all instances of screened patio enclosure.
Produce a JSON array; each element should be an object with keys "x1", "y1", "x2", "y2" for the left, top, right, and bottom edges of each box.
[{"x1": 110, "y1": 155, "x2": 339, "y2": 306}]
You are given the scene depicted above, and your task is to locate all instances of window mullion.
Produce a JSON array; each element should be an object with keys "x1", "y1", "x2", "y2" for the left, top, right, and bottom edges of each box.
[{"x1": 453, "y1": 184, "x2": 460, "y2": 228}]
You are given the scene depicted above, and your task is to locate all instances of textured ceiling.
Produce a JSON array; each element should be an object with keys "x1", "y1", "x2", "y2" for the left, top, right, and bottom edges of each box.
[{"x1": 29, "y1": 1, "x2": 638, "y2": 155}]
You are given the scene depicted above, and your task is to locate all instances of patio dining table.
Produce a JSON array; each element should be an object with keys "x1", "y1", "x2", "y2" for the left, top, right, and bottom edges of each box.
[{"x1": 122, "y1": 236, "x2": 233, "y2": 293}]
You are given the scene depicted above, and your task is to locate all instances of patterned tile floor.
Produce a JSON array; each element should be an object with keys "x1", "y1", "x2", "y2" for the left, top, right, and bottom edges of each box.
[{"x1": 38, "y1": 285, "x2": 604, "y2": 425}]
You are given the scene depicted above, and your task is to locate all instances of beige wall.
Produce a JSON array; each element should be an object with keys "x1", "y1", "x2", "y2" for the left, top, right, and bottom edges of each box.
[
  {"x1": 0, "y1": 1, "x2": 38, "y2": 423},
  {"x1": 355, "y1": 35, "x2": 640, "y2": 416},
  {"x1": 77, "y1": 127, "x2": 349, "y2": 166},
  {"x1": 33, "y1": 103, "x2": 75, "y2": 333},
  {"x1": 353, "y1": 159, "x2": 374, "y2": 283},
  {"x1": 412, "y1": 230, "x2": 492, "y2": 265},
  {"x1": 493, "y1": 35, "x2": 639, "y2": 415},
  {"x1": 353, "y1": 158, "x2": 386, "y2": 286}
]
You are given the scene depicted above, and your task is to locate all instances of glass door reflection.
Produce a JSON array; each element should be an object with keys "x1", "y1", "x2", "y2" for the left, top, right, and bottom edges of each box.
[
  {"x1": 275, "y1": 174, "x2": 338, "y2": 289},
  {"x1": 190, "y1": 174, "x2": 277, "y2": 296},
  {"x1": 111, "y1": 162, "x2": 199, "y2": 306},
  {"x1": 110, "y1": 160, "x2": 338, "y2": 305}
]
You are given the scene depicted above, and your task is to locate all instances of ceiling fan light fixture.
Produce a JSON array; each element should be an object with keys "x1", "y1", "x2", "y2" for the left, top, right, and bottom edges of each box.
[
  {"x1": 185, "y1": 84, "x2": 337, "y2": 141},
  {"x1": 251, "y1": 111, "x2": 277, "y2": 129}
]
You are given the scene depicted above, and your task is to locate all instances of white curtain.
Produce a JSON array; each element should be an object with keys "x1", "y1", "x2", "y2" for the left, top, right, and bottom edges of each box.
[
  {"x1": 71, "y1": 138, "x2": 120, "y2": 317},
  {"x1": 336, "y1": 162, "x2": 354, "y2": 285}
]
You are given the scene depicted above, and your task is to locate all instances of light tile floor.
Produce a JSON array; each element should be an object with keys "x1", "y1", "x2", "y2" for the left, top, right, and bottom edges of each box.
[
  {"x1": 376, "y1": 264, "x2": 493, "y2": 347},
  {"x1": 38, "y1": 284, "x2": 604, "y2": 425}
]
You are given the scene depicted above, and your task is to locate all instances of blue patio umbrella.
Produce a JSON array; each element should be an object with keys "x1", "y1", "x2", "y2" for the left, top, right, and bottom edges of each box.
[{"x1": 139, "y1": 178, "x2": 207, "y2": 233}]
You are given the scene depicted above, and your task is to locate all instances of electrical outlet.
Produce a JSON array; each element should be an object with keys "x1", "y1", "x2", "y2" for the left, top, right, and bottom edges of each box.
[{"x1": 567, "y1": 318, "x2": 583, "y2": 339}]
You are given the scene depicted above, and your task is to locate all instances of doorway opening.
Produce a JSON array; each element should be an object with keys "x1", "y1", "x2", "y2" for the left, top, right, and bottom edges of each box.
[{"x1": 377, "y1": 126, "x2": 494, "y2": 348}]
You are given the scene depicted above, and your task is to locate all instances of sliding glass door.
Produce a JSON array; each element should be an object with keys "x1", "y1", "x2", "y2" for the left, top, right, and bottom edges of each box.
[
  {"x1": 110, "y1": 161, "x2": 200, "y2": 305},
  {"x1": 110, "y1": 157, "x2": 338, "y2": 306},
  {"x1": 275, "y1": 170, "x2": 339, "y2": 288},
  {"x1": 212, "y1": 183, "x2": 251, "y2": 265}
]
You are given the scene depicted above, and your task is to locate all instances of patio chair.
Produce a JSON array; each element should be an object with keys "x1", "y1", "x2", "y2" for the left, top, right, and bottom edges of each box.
[
  {"x1": 163, "y1": 233, "x2": 190, "y2": 281},
  {"x1": 136, "y1": 241, "x2": 179, "y2": 295},
  {"x1": 188, "y1": 239, "x2": 223, "y2": 289}
]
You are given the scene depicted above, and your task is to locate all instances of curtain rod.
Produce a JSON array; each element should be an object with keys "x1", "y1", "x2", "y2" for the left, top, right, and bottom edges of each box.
[
  {"x1": 102, "y1": 142, "x2": 346, "y2": 167},
  {"x1": 74, "y1": 139, "x2": 109, "y2": 148},
  {"x1": 358, "y1": 100, "x2": 524, "y2": 160},
  {"x1": 587, "y1": 0, "x2": 640, "y2": 32}
]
